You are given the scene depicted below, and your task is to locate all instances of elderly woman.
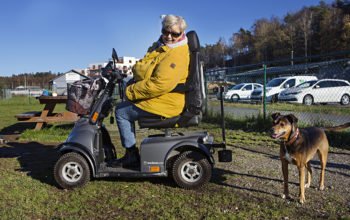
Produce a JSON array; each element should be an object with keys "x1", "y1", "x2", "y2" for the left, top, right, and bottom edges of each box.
[{"x1": 112, "y1": 15, "x2": 190, "y2": 167}]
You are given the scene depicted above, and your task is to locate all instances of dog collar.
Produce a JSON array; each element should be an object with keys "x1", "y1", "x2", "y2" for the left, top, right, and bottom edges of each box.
[{"x1": 285, "y1": 128, "x2": 299, "y2": 145}]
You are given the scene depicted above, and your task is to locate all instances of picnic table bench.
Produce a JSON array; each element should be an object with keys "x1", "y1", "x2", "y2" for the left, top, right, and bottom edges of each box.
[{"x1": 15, "y1": 96, "x2": 79, "y2": 130}]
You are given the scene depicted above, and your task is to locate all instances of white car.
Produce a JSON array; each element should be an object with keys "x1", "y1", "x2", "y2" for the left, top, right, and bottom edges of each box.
[
  {"x1": 250, "y1": 75, "x2": 317, "y2": 103},
  {"x1": 278, "y1": 79, "x2": 350, "y2": 105},
  {"x1": 10, "y1": 86, "x2": 43, "y2": 97},
  {"x1": 224, "y1": 83, "x2": 262, "y2": 102}
]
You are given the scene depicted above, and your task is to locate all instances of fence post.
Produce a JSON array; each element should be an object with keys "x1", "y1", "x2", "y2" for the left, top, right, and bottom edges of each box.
[
  {"x1": 263, "y1": 64, "x2": 267, "y2": 120},
  {"x1": 219, "y1": 86, "x2": 226, "y2": 144}
]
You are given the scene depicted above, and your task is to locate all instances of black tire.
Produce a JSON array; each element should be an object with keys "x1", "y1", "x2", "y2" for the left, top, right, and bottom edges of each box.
[
  {"x1": 172, "y1": 151, "x2": 212, "y2": 190},
  {"x1": 54, "y1": 152, "x2": 90, "y2": 189},
  {"x1": 340, "y1": 94, "x2": 350, "y2": 105},
  {"x1": 231, "y1": 94, "x2": 239, "y2": 102},
  {"x1": 303, "y1": 95, "x2": 313, "y2": 106},
  {"x1": 271, "y1": 94, "x2": 278, "y2": 103},
  {"x1": 166, "y1": 155, "x2": 179, "y2": 179}
]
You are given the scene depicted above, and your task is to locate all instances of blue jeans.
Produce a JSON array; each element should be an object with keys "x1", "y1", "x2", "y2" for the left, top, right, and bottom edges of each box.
[{"x1": 115, "y1": 101, "x2": 156, "y2": 148}]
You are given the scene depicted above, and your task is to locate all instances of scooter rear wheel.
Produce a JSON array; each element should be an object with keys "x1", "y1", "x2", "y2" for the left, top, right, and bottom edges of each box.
[
  {"x1": 54, "y1": 152, "x2": 90, "y2": 189},
  {"x1": 172, "y1": 151, "x2": 212, "y2": 189}
]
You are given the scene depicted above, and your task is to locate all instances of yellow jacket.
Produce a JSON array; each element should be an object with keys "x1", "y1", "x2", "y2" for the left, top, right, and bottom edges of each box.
[{"x1": 125, "y1": 41, "x2": 189, "y2": 118}]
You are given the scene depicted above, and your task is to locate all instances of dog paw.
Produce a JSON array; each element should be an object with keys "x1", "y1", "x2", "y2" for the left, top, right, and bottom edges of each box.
[
  {"x1": 305, "y1": 183, "x2": 310, "y2": 188},
  {"x1": 319, "y1": 185, "x2": 325, "y2": 191},
  {"x1": 299, "y1": 198, "x2": 305, "y2": 204}
]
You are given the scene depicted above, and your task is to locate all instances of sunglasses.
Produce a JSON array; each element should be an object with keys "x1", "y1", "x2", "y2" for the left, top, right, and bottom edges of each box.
[{"x1": 161, "y1": 29, "x2": 183, "y2": 38}]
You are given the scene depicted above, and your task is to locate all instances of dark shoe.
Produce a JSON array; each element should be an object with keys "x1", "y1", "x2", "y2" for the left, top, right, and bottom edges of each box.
[{"x1": 110, "y1": 146, "x2": 140, "y2": 168}]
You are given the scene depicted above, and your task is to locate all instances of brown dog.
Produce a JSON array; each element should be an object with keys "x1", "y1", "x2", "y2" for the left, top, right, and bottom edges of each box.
[{"x1": 270, "y1": 112, "x2": 350, "y2": 204}]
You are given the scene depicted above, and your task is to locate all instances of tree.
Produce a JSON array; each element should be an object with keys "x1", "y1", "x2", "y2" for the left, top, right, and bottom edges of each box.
[
  {"x1": 284, "y1": 13, "x2": 298, "y2": 64},
  {"x1": 296, "y1": 7, "x2": 314, "y2": 58},
  {"x1": 228, "y1": 28, "x2": 254, "y2": 66},
  {"x1": 252, "y1": 17, "x2": 287, "y2": 62},
  {"x1": 200, "y1": 37, "x2": 229, "y2": 69},
  {"x1": 202, "y1": 0, "x2": 349, "y2": 69}
]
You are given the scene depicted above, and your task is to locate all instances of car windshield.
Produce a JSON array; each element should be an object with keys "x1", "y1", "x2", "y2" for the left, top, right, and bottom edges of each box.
[
  {"x1": 296, "y1": 80, "x2": 318, "y2": 88},
  {"x1": 267, "y1": 78, "x2": 286, "y2": 87},
  {"x1": 230, "y1": 84, "x2": 244, "y2": 90}
]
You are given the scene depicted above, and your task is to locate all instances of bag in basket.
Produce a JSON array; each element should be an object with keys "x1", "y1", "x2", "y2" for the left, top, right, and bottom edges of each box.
[{"x1": 66, "y1": 78, "x2": 105, "y2": 115}]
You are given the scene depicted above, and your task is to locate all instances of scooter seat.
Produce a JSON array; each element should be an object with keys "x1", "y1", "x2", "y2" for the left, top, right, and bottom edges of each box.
[{"x1": 138, "y1": 111, "x2": 201, "y2": 129}]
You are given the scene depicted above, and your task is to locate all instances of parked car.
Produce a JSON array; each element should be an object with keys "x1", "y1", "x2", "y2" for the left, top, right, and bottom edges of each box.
[
  {"x1": 223, "y1": 83, "x2": 262, "y2": 102},
  {"x1": 250, "y1": 75, "x2": 317, "y2": 103},
  {"x1": 10, "y1": 86, "x2": 43, "y2": 97},
  {"x1": 278, "y1": 79, "x2": 350, "y2": 105}
]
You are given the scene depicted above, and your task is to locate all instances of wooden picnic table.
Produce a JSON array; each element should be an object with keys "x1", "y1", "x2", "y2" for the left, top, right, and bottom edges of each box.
[{"x1": 15, "y1": 95, "x2": 79, "y2": 130}]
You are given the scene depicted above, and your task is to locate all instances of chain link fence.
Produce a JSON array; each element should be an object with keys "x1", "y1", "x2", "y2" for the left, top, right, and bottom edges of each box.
[
  {"x1": 206, "y1": 51, "x2": 350, "y2": 127},
  {"x1": 0, "y1": 89, "x2": 12, "y2": 100}
]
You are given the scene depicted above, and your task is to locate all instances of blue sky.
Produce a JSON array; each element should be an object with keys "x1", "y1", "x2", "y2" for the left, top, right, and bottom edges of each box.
[{"x1": 0, "y1": 0, "x2": 332, "y2": 76}]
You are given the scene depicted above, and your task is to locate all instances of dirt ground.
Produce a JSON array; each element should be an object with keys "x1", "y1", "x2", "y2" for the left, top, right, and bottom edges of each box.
[
  {"x1": 217, "y1": 141, "x2": 350, "y2": 218},
  {"x1": 1, "y1": 136, "x2": 349, "y2": 219},
  {"x1": 0, "y1": 119, "x2": 349, "y2": 218}
]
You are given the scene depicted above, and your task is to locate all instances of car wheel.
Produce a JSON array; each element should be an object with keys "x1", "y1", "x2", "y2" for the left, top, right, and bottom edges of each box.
[
  {"x1": 231, "y1": 94, "x2": 239, "y2": 102},
  {"x1": 303, "y1": 95, "x2": 313, "y2": 106},
  {"x1": 172, "y1": 151, "x2": 212, "y2": 190},
  {"x1": 340, "y1": 94, "x2": 350, "y2": 105},
  {"x1": 54, "y1": 152, "x2": 90, "y2": 189},
  {"x1": 270, "y1": 94, "x2": 279, "y2": 103}
]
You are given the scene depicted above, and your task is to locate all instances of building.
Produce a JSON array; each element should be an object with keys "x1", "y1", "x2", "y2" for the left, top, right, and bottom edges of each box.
[
  {"x1": 88, "y1": 62, "x2": 107, "y2": 77},
  {"x1": 75, "y1": 56, "x2": 139, "y2": 77},
  {"x1": 205, "y1": 67, "x2": 228, "y2": 82},
  {"x1": 49, "y1": 70, "x2": 89, "y2": 95}
]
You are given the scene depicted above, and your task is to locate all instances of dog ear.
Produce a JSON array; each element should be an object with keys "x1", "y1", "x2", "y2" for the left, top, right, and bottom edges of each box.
[
  {"x1": 286, "y1": 114, "x2": 298, "y2": 124},
  {"x1": 271, "y1": 112, "x2": 281, "y2": 121}
]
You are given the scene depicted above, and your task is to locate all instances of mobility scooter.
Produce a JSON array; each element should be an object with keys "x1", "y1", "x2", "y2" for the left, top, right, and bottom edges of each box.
[{"x1": 53, "y1": 31, "x2": 232, "y2": 190}]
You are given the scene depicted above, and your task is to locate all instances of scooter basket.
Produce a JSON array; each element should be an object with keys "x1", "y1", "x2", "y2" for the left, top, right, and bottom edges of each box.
[{"x1": 66, "y1": 78, "x2": 104, "y2": 115}]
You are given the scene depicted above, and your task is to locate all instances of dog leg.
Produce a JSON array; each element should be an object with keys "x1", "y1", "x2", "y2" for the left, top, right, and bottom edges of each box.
[
  {"x1": 305, "y1": 162, "x2": 312, "y2": 188},
  {"x1": 298, "y1": 166, "x2": 306, "y2": 204},
  {"x1": 281, "y1": 159, "x2": 290, "y2": 199},
  {"x1": 317, "y1": 149, "x2": 328, "y2": 191}
]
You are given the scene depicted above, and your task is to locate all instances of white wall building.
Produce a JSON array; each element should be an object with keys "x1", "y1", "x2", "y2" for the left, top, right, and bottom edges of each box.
[
  {"x1": 49, "y1": 70, "x2": 89, "y2": 95},
  {"x1": 77, "y1": 56, "x2": 139, "y2": 77}
]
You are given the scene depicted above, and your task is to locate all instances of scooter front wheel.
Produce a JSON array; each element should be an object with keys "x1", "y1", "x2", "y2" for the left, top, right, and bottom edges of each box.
[
  {"x1": 54, "y1": 152, "x2": 90, "y2": 189},
  {"x1": 172, "y1": 151, "x2": 212, "y2": 190}
]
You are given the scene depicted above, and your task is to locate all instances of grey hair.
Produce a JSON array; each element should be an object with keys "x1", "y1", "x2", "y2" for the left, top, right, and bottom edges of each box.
[{"x1": 161, "y1": 14, "x2": 187, "y2": 32}]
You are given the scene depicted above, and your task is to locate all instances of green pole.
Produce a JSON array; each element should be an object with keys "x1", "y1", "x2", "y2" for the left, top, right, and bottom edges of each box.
[{"x1": 263, "y1": 64, "x2": 267, "y2": 120}]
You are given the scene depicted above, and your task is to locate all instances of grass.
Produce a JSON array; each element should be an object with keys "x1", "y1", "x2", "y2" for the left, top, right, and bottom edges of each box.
[
  {"x1": 212, "y1": 100, "x2": 350, "y2": 116},
  {"x1": 0, "y1": 96, "x2": 43, "y2": 129},
  {"x1": 0, "y1": 96, "x2": 350, "y2": 219},
  {"x1": 2, "y1": 96, "x2": 349, "y2": 145},
  {"x1": 203, "y1": 108, "x2": 350, "y2": 150},
  {"x1": 19, "y1": 125, "x2": 73, "y2": 142}
]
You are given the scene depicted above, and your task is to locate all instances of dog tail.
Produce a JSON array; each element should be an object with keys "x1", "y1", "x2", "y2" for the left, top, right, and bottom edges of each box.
[{"x1": 322, "y1": 122, "x2": 350, "y2": 131}]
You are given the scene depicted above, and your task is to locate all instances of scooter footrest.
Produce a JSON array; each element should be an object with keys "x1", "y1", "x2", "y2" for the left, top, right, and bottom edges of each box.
[{"x1": 218, "y1": 149, "x2": 232, "y2": 162}]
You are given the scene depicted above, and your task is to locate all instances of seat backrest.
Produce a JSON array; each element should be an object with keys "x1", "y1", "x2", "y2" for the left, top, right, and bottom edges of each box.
[
  {"x1": 185, "y1": 31, "x2": 203, "y2": 114},
  {"x1": 176, "y1": 31, "x2": 204, "y2": 126}
]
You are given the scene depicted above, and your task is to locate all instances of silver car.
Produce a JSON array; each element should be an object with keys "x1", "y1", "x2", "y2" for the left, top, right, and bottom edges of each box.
[{"x1": 278, "y1": 79, "x2": 350, "y2": 105}]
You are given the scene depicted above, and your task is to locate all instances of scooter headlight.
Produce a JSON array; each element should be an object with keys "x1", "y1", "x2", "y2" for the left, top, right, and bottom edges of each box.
[{"x1": 202, "y1": 134, "x2": 214, "y2": 144}]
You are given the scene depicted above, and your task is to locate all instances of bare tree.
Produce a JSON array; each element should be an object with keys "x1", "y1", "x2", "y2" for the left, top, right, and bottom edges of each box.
[{"x1": 298, "y1": 8, "x2": 314, "y2": 58}]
